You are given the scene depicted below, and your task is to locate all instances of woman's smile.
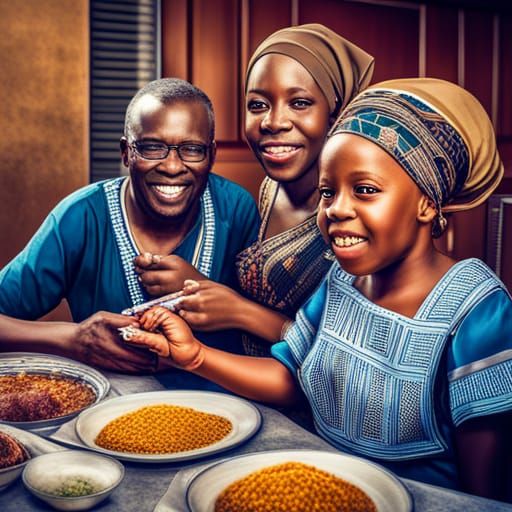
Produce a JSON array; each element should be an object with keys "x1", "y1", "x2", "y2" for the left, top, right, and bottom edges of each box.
[
  {"x1": 245, "y1": 53, "x2": 331, "y2": 184},
  {"x1": 259, "y1": 142, "x2": 302, "y2": 165}
]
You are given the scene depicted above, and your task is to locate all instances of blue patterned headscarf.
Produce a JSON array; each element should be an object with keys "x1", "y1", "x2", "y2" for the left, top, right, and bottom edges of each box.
[{"x1": 330, "y1": 78, "x2": 503, "y2": 237}]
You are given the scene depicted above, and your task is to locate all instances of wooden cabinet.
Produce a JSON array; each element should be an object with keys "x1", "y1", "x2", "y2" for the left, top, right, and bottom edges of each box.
[{"x1": 161, "y1": 0, "x2": 512, "y2": 287}]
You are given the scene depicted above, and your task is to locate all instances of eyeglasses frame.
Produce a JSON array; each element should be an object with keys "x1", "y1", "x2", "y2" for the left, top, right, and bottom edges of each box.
[{"x1": 129, "y1": 140, "x2": 212, "y2": 163}]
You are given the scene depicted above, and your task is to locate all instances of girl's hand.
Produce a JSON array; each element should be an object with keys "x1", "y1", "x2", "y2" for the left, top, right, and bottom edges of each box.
[
  {"x1": 124, "y1": 306, "x2": 204, "y2": 370},
  {"x1": 177, "y1": 279, "x2": 245, "y2": 331},
  {"x1": 134, "y1": 253, "x2": 205, "y2": 296}
]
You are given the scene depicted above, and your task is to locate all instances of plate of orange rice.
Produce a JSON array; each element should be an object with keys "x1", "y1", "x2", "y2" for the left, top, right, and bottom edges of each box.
[
  {"x1": 75, "y1": 390, "x2": 261, "y2": 462},
  {"x1": 186, "y1": 449, "x2": 413, "y2": 512}
]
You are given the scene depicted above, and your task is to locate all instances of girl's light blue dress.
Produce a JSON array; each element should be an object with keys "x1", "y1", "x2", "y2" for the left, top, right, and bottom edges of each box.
[{"x1": 272, "y1": 259, "x2": 512, "y2": 489}]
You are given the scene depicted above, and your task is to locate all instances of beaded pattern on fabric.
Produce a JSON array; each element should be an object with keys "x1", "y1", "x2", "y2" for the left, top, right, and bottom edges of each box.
[
  {"x1": 104, "y1": 177, "x2": 216, "y2": 307},
  {"x1": 105, "y1": 178, "x2": 144, "y2": 306},
  {"x1": 194, "y1": 183, "x2": 216, "y2": 277},
  {"x1": 236, "y1": 178, "x2": 334, "y2": 355},
  {"x1": 285, "y1": 259, "x2": 503, "y2": 461}
]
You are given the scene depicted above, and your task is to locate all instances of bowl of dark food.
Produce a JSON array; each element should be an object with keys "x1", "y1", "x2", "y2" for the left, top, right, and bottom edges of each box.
[
  {"x1": 0, "y1": 353, "x2": 110, "y2": 430},
  {"x1": 0, "y1": 430, "x2": 31, "y2": 491},
  {"x1": 22, "y1": 450, "x2": 124, "y2": 511}
]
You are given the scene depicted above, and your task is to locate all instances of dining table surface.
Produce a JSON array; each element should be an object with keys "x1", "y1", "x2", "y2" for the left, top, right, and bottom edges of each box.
[{"x1": 1, "y1": 370, "x2": 511, "y2": 512}]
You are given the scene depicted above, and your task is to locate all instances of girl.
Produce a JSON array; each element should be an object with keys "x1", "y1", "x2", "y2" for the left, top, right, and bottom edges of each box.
[
  {"x1": 122, "y1": 78, "x2": 511, "y2": 499},
  {"x1": 135, "y1": 24, "x2": 374, "y2": 357}
]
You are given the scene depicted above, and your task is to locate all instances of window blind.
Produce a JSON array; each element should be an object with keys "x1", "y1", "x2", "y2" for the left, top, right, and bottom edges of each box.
[{"x1": 90, "y1": 0, "x2": 160, "y2": 182}]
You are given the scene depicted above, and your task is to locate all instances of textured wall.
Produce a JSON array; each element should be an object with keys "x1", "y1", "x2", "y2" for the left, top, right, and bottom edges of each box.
[{"x1": 0, "y1": 0, "x2": 89, "y2": 268}]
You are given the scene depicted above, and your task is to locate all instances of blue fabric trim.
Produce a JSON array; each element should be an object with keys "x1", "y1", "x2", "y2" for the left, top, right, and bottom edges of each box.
[
  {"x1": 271, "y1": 341, "x2": 299, "y2": 379},
  {"x1": 450, "y1": 357, "x2": 512, "y2": 426},
  {"x1": 448, "y1": 288, "x2": 512, "y2": 372}
]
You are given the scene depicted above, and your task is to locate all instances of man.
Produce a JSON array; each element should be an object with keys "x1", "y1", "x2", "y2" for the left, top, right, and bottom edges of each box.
[{"x1": 0, "y1": 78, "x2": 259, "y2": 389}]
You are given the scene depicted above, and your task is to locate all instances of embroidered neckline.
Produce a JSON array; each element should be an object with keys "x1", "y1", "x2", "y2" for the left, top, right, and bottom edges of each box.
[
  {"x1": 104, "y1": 177, "x2": 216, "y2": 306},
  {"x1": 334, "y1": 258, "x2": 491, "y2": 323}
]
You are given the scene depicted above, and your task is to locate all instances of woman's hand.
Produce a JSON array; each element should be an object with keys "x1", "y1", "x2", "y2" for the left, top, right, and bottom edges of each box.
[
  {"x1": 134, "y1": 253, "x2": 205, "y2": 296},
  {"x1": 176, "y1": 279, "x2": 246, "y2": 331},
  {"x1": 125, "y1": 306, "x2": 204, "y2": 370}
]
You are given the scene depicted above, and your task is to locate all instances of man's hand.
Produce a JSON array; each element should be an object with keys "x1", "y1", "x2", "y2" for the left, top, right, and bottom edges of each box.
[
  {"x1": 134, "y1": 253, "x2": 205, "y2": 296},
  {"x1": 71, "y1": 311, "x2": 157, "y2": 373}
]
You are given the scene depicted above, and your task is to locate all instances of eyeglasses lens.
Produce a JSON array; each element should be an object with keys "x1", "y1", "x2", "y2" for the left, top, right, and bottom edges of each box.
[{"x1": 134, "y1": 143, "x2": 207, "y2": 162}]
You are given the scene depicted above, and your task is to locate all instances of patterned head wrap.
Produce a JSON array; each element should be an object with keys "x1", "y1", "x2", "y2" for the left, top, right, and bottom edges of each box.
[
  {"x1": 329, "y1": 78, "x2": 503, "y2": 237},
  {"x1": 245, "y1": 23, "x2": 375, "y2": 117}
]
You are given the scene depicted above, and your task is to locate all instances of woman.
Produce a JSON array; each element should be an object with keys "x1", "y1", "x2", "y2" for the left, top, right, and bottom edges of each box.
[{"x1": 141, "y1": 24, "x2": 374, "y2": 358}]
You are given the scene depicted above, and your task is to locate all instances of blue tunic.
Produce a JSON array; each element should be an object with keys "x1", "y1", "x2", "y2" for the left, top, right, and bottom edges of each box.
[
  {"x1": 0, "y1": 175, "x2": 260, "y2": 391},
  {"x1": 272, "y1": 259, "x2": 512, "y2": 490}
]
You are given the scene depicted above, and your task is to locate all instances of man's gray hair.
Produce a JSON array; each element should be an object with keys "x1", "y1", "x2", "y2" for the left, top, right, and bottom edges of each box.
[{"x1": 124, "y1": 78, "x2": 215, "y2": 140}]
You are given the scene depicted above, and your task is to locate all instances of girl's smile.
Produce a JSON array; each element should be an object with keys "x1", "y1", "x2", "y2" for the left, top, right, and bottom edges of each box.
[{"x1": 317, "y1": 133, "x2": 432, "y2": 277}]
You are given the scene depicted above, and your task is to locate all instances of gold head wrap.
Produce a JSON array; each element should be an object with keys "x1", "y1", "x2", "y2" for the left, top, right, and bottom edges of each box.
[
  {"x1": 331, "y1": 78, "x2": 503, "y2": 225},
  {"x1": 245, "y1": 23, "x2": 375, "y2": 117}
]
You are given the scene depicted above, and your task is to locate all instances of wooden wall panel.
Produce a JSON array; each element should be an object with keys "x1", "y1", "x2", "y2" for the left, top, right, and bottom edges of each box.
[
  {"x1": 192, "y1": 0, "x2": 240, "y2": 141},
  {"x1": 247, "y1": 0, "x2": 293, "y2": 58},
  {"x1": 447, "y1": 10, "x2": 495, "y2": 261},
  {"x1": 298, "y1": 0, "x2": 420, "y2": 82},
  {"x1": 464, "y1": 9, "x2": 494, "y2": 117},
  {"x1": 425, "y1": 5, "x2": 459, "y2": 81},
  {"x1": 497, "y1": 14, "x2": 512, "y2": 179},
  {"x1": 451, "y1": 206, "x2": 487, "y2": 261},
  {"x1": 162, "y1": 0, "x2": 189, "y2": 80},
  {"x1": 498, "y1": 14, "x2": 512, "y2": 138}
]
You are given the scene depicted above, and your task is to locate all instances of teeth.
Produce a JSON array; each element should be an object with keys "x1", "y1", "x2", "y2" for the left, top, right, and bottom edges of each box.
[
  {"x1": 263, "y1": 146, "x2": 297, "y2": 155},
  {"x1": 154, "y1": 185, "x2": 186, "y2": 196},
  {"x1": 333, "y1": 236, "x2": 365, "y2": 247}
]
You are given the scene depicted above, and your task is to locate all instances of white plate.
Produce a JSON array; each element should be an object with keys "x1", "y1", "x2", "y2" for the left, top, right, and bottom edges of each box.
[
  {"x1": 75, "y1": 390, "x2": 262, "y2": 463},
  {"x1": 0, "y1": 352, "x2": 110, "y2": 430},
  {"x1": 186, "y1": 449, "x2": 413, "y2": 512}
]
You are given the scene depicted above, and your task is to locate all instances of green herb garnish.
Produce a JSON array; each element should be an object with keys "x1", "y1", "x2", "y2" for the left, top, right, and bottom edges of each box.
[{"x1": 51, "y1": 477, "x2": 97, "y2": 497}]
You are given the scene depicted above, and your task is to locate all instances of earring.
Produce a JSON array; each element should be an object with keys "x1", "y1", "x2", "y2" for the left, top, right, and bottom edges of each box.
[{"x1": 432, "y1": 212, "x2": 448, "y2": 238}]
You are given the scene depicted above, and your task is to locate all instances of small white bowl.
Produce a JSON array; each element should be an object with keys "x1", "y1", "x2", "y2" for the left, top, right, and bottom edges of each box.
[
  {"x1": 22, "y1": 450, "x2": 124, "y2": 511},
  {"x1": 0, "y1": 456, "x2": 30, "y2": 491}
]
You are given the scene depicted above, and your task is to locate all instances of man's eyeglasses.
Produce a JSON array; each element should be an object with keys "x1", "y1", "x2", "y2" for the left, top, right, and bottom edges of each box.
[{"x1": 130, "y1": 141, "x2": 210, "y2": 162}]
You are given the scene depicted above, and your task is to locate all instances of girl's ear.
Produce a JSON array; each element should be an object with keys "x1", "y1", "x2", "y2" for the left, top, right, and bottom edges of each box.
[{"x1": 417, "y1": 195, "x2": 437, "y2": 224}]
